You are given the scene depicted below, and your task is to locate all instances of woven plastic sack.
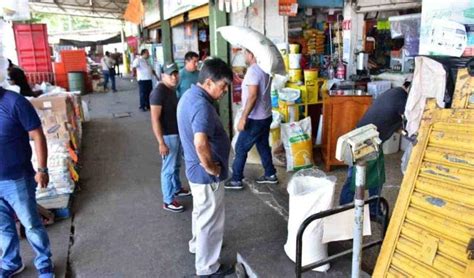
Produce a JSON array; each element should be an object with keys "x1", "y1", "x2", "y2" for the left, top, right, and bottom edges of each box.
[{"x1": 281, "y1": 117, "x2": 313, "y2": 171}]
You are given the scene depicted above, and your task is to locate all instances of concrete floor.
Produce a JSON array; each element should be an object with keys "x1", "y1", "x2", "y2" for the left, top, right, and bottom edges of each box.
[{"x1": 12, "y1": 78, "x2": 405, "y2": 277}]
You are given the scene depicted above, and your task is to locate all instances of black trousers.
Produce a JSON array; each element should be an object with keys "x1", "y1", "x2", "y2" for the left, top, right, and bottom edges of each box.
[{"x1": 138, "y1": 80, "x2": 152, "y2": 109}]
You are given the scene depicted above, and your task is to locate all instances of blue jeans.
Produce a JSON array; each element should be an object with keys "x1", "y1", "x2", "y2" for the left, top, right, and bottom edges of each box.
[
  {"x1": 103, "y1": 70, "x2": 116, "y2": 91},
  {"x1": 339, "y1": 167, "x2": 382, "y2": 216},
  {"x1": 161, "y1": 135, "x2": 183, "y2": 204},
  {"x1": 231, "y1": 117, "x2": 276, "y2": 182},
  {"x1": 0, "y1": 177, "x2": 52, "y2": 271},
  {"x1": 138, "y1": 80, "x2": 152, "y2": 109}
]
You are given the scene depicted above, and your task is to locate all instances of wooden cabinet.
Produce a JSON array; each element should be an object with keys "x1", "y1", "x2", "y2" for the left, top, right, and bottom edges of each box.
[{"x1": 321, "y1": 95, "x2": 372, "y2": 171}]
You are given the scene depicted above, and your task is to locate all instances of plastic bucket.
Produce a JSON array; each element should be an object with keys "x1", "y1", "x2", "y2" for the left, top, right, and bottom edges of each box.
[
  {"x1": 283, "y1": 54, "x2": 289, "y2": 71},
  {"x1": 289, "y1": 44, "x2": 300, "y2": 54},
  {"x1": 289, "y1": 54, "x2": 302, "y2": 69},
  {"x1": 68, "y1": 72, "x2": 85, "y2": 95},
  {"x1": 288, "y1": 69, "x2": 303, "y2": 83},
  {"x1": 304, "y1": 69, "x2": 318, "y2": 83},
  {"x1": 270, "y1": 127, "x2": 281, "y2": 146},
  {"x1": 383, "y1": 132, "x2": 401, "y2": 154}
]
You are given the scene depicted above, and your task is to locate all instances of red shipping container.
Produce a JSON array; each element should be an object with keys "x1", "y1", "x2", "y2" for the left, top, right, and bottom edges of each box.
[
  {"x1": 60, "y1": 50, "x2": 87, "y2": 73},
  {"x1": 54, "y1": 62, "x2": 66, "y2": 74},
  {"x1": 13, "y1": 24, "x2": 53, "y2": 73}
]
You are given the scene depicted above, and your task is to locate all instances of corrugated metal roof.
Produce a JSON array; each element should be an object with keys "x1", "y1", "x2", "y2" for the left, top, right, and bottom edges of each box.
[{"x1": 29, "y1": 0, "x2": 128, "y2": 19}]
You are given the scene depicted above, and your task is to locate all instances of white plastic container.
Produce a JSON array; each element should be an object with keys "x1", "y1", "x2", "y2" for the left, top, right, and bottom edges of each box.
[
  {"x1": 367, "y1": 80, "x2": 391, "y2": 99},
  {"x1": 383, "y1": 132, "x2": 401, "y2": 154},
  {"x1": 400, "y1": 136, "x2": 410, "y2": 151},
  {"x1": 289, "y1": 54, "x2": 302, "y2": 69}
]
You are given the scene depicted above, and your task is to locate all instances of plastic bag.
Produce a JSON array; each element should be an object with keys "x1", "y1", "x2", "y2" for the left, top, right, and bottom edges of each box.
[
  {"x1": 281, "y1": 117, "x2": 313, "y2": 171},
  {"x1": 284, "y1": 168, "x2": 336, "y2": 272}
]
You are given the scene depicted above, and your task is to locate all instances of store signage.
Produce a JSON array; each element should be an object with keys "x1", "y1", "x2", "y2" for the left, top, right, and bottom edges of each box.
[
  {"x1": 279, "y1": 0, "x2": 298, "y2": 16},
  {"x1": 163, "y1": 0, "x2": 208, "y2": 20},
  {"x1": 143, "y1": 0, "x2": 161, "y2": 27},
  {"x1": 342, "y1": 20, "x2": 351, "y2": 30}
]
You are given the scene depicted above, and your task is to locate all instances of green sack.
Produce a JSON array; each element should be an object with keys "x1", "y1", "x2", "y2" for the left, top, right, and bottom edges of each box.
[{"x1": 350, "y1": 151, "x2": 386, "y2": 191}]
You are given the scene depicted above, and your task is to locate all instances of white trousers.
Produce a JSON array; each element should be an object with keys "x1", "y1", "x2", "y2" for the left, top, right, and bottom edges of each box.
[{"x1": 188, "y1": 181, "x2": 225, "y2": 275}]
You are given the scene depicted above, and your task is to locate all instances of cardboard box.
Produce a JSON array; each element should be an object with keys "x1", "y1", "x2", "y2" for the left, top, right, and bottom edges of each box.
[{"x1": 30, "y1": 95, "x2": 77, "y2": 142}]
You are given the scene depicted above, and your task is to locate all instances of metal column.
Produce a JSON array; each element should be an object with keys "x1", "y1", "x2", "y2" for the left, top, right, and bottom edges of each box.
[
  {"x1": 352, "y1": 161, "x2": 366, "y2": 278},
  {"x1": 209, "y1": 2, "x2": 231, "y2": 134}
]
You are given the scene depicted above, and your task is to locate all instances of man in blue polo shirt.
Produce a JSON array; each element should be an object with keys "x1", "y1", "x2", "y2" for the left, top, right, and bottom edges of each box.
[
  {"x1": 177, "y1": 58, "x2": 234, "y2": 277},
  {"x1": 0, "y1": 86, "x2": 54, "y2": 278}
]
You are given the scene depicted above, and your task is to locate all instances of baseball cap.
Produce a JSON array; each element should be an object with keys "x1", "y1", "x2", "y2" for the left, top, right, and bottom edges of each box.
[{"x1": 163, "y1": 62, "x2": 179, "y2": 75}]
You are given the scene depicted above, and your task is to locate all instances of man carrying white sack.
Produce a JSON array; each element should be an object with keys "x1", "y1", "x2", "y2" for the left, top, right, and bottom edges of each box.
[{"x1": 225, "y1": 49, "x2": 278, "y2": 190}]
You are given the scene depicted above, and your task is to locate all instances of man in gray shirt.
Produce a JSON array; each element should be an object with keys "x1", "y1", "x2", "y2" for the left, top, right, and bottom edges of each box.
[{"x1": 226, "y1": 49, "x2": 277, "y2": 190}]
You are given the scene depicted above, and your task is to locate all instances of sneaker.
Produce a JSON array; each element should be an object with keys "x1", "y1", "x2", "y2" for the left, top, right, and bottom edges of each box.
[
  {"x1": 175, "y1": 189, "x2": 192, "y2": 197},
  {"x1": 256, "y1": 174, "x2": 278, "y2": 184},
  {"x1": 38, "y1": 265, "x2": 55, "y2": 278},
  {"x1": 198, "y1": 264, "x2": 235, "y2": 278},
  {"x1": 0, "y1": 264, "x2": 25, "y2": 278},
  {"x1": 163, "y1": 201, "x2": 184, "y2": 213},
  {"x1": 224, "y1": 180, "x2": 244, "y2": 190}
]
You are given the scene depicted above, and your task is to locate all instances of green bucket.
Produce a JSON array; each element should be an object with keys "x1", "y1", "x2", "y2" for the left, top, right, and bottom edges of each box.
[{"x1": 68, "y1": 72, "x2": 85, "y2": 94}]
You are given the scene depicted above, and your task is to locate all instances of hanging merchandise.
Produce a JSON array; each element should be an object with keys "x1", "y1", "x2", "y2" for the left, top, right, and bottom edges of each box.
[
  {"x1": 304, "y1": 29, "x2": 325, "y2": 55},
  {"x1": 279, "y1": 0, "x2": 298, "y2": 16},
  {"x1": 281, "y1": 117, "x2": 314, "y2": 171}
]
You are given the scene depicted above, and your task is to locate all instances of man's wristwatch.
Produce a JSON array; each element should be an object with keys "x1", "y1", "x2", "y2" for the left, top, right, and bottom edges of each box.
[{"x1": 37, "y1": 167, "x2": 49, "y2": 174}]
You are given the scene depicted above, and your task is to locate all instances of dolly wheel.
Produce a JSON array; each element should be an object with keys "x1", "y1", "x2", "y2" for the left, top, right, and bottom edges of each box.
[{"x1": 235, "y1": 263, "x2": 248, "y2": 278}]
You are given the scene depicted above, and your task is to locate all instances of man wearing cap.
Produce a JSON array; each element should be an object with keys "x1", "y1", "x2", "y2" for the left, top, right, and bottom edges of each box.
[
  {"x1": 150, "y1": 62, "x2": 191, "y2": 213},
  {"x1": 339, "y1": 80, "x2": 412, "y2": 217}
]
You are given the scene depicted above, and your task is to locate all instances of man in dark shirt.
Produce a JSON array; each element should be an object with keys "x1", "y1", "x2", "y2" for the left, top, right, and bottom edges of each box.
[
  {"x1": 150, "y1": 62, "x2": 190, "y2": 213},
  {"x1": 0, "y1": 87, "x2": 54, "y2": 277},
  {"x1": 339, "y1": 81, "x2": 411, "y2": 216}
]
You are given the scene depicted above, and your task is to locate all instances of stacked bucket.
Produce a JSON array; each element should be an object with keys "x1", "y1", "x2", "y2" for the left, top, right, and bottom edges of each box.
[{"x1": 288, "y1": 44, "x2": 303, "y2": 83}]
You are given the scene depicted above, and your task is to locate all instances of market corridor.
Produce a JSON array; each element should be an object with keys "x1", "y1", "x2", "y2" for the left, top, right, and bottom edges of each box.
[
  {"x1": 69, "y1": 78, "x2": 206, "y2": 276},
  {"x1": 13, "y1": 77, "x2": 290, "y2": 277}
]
